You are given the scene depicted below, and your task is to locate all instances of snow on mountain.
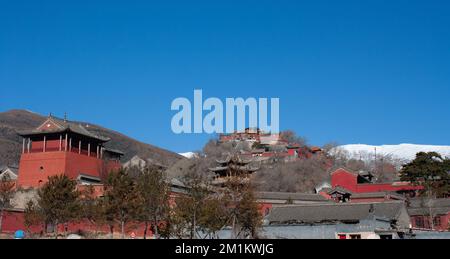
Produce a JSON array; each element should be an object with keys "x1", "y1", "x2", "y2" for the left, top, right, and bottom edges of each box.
[
  {"x1": 337, "y1": 144, "x2": 450, "y2": 161},
  {"x1": 178, "y1": 152, "x2": 198, "y2": 159}
]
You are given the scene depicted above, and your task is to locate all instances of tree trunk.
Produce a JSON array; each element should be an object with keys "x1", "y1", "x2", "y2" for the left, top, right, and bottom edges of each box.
[
  {"x1": 428, "y1": 191, "x2": 435, "y2": 230},
  {"x1": 55, "y1": 220, "x2": 59, "y2": 239},
  {"x1": 109, "y1": 225, "x2": 114, "y2": 239},
  {"x1": 143, "y1": 222, "x2": 148, "y2": 240},
  {"x1": 190, "y1": 218, "x2": 194, "y2": 239},
  {"x1": 121, "y1": 220, "x2": 125, "y2": 239},
  {"x1": 190, "y1": 212, "x2": 196, "y2": 239},
  {"x1": 0, "y1": 209, "x2": 4, "y2": 234},
  {"x1": 44, "y1": 222, "x2": 48, "y2": 235},
  {"x1": 153, "y1": 216, "x2": 159, "y2": 239},
  {"x1": 231, "y1": 215, "x2": 237, "y2": 239}
]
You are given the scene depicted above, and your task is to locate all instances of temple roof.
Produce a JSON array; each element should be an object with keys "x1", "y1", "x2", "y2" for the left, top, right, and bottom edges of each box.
[
  {"x1": 216, "y1": 155, "x2": 253, "y2": 165},
  {"x1": 209, "y1": 165, "x2": 260, "y2": 173},
  {"x1": 266, "y1": 201, "x2": 408, "y2": 225},
  {"x1": 328, "y1": 186, "x2": 353, "y2": 195},
  {"x1": 407, "y1": 198, "x2": 450, "y2": 216},
  {"x1": 0, "y1": 166, "x2": 18, "y2": 180},
  {"x1": 256, "y1": 192, "x2": 329, "y2": 202},
  {"x1": 103, "y1": 147, "x2": 125, "y2": 156},
  {"x1": 17, "y1": 116, "x2": 110, "y2": 142}
]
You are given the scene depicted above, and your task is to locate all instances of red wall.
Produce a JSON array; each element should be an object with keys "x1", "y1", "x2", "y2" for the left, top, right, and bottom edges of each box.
[
  {"x1": 355, "y1": 183, "x2": 422, "y2": 193},
  {"x1": 411, "y1": 213, "x2": 450, "y2": 231},
  {"x1": 1, "y1": 210, "x2": 43, "y2": 234},
  {"x1": 17, "y1": 152, "x2": 67, "y2": 188},
  {"x1": 1, "y1": 210, "x2": 155, "y2": 238},
  {"x1": 331, "y1": 169, "x2": 358, "y2": 192},
  {"x1": 64, "y1": 152, "x2": 104, "y2": 179},
  {"x1": 46, "y1": 139, "x2": 61, "y2": 152},
  {"x1": 17, "y1": 151, "x2": 121, "y2": 188},
  {"x1": 331, "y1": 168, "x2": 422, "y2": 194}
]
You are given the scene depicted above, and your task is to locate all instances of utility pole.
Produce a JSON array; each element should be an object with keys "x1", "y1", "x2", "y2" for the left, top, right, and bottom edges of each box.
[{"x1": 374, "y1": 147, "x2": 377, "y2": 175}]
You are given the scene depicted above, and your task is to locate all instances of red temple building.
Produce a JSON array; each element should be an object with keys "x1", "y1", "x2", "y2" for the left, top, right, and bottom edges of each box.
[
  {"x1": 408, "y1": 198, "x2": 450, "y2": 231},
  {"x1": 1, "y1": 115, "x2": 194, "y2": 237},
  {"x1": 16, "y1": 115, "x2": 123, "y2": 188},
  {"x1": 330, "y1": 168, "x2": 423, "y2": 196},
  {"x1": 219, "y1": 128, "x2": 323, "y2": 162}
]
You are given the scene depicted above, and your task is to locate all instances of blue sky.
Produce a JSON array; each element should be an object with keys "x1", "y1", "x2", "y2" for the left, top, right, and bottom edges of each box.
[{"x1": 1, "y1": 0, "x2": 450, "y2": 153}]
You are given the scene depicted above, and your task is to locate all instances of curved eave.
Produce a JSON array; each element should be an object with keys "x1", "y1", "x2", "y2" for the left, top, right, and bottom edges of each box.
[
  {"x1": 104, "y1": 148, "x2": 125, "y2": 156},
  {"x1": 16, "y1": 128, "x2": 110, "y2": 143}
]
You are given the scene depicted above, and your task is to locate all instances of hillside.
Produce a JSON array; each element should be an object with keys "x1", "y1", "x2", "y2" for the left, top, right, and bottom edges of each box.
[{"x1": 0, "y1": 109, "x2": 184, "y2": 167}]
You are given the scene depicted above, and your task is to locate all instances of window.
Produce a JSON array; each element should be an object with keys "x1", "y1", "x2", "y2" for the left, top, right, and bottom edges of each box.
[
  {"x1": 349, "y1": 234, "x2": 361, "y2": 240},
  {"x1": 433, "y1": 216, "x2": 442, "y2": 227},
  {"x1": 46, "y1": 223, "x2": 55, "y2": 233},
  {"x1": 415, "y1": 217, "x2": 424, "y2": 228},
  {"x1": 338, "y1": 234, "x2": 347, "y2": 240}
]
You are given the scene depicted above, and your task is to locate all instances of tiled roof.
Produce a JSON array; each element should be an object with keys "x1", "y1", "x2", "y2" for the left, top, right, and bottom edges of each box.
[
  {"x1": 17, "y1": 116, "x2": 110, "y2": 142},
  {"x1": 256, "y1": 192, "x2": 329, "y2": 202},
  {"x1": 103, "y1": 147, "x2": 125, "y2": 156},
  {"x1": 408, "y1": 198, "x2": 450, "y2": 216},
  {"x1": 328, "y1": 187, "x2": 353, "y2": 195},
  {"x1": 0, "y1": 166, "x2": 18, "y2": 175},
  {"x1": 351, "y1": 192, "x2": 406, "y2": 200},
  {"x1": 267, "y1": 201, "x2": 407, "y2": 224}
]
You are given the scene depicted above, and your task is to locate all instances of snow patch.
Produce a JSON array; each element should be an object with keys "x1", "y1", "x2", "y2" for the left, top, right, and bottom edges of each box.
[
  {"x1": 179, "y1": 152, "x2": 198, "y2": 159},
  {"x1": 336, "y1": 143, "x2": 450, "y2": 161}
]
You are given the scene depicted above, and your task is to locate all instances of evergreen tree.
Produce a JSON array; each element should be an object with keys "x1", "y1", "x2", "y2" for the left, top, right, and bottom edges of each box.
[
  {"x1": 78, "y1": 185, "x2": 106, "y2": 236},
  {"x1": 37, "y1": 175, "x2": 80, "y2": 238},
  {"x1": 400, "y1": 152, "x2": 450, "y2": 198},
  {"x1": 103, "y1": 169, "x2": 139, "y2": 239},
  {"x1": 24, "y1": 200, "x2": 42, "y2": 237}
]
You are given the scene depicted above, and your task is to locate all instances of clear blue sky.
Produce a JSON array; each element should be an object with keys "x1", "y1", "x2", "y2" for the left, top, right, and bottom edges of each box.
[{"x1": 1, "y1": 0, "x2": 450, "y2": 153}]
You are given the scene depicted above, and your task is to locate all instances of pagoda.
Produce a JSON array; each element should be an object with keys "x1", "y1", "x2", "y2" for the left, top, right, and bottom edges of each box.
[
  {"x1": 209, "y1": 154, "x2": 260, "y2": 185},
  {"x1": 16, "y1": 115, "x2": 123, "y2": 188}
]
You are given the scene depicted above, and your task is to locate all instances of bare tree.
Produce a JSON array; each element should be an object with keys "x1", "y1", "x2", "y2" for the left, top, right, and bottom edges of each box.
[
  {"x1": 0, "y1": 174, "x2": 15, "y2": 233},
  {"x1": 135, "y1": 166, "x2": 171, "y2": 239},
  {"x1": 174, "y1": 169, "x2": 211, "y2": 239},
  {"x1": 223, "y1": 178, "x2": 262, "y2": 239},
  {"x1": 254, "y1": 156, "x2": 330, "y2": 193},
  {"x1": 280, "y1": 130, "x2": 308, "y2": 146}
]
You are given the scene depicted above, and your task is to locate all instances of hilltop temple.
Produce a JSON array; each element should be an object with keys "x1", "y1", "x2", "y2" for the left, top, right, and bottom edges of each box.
[{"x1": 219, "y1": 128, "x2": 323, "y2": 162}]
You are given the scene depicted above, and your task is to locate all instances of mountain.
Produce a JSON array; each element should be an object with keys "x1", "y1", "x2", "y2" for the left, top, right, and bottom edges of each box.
[
  {"x1": 178, "y1": 152, "x2": 198, "y2": 159},
  {"x1": 337, "y1": 144, "x2": 450, "y2": 161},
  {"x1": 0, "y1": 109, "x2": 184, "y2": 167}
]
